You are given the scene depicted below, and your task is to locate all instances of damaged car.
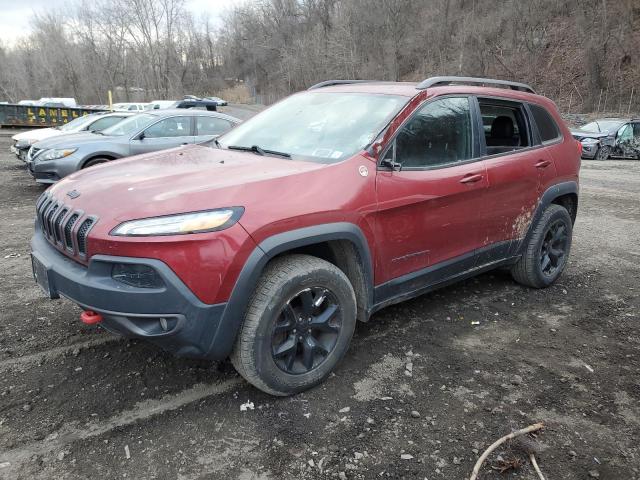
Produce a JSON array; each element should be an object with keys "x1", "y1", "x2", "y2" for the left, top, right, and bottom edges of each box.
[{"x1": 571, "y1": 118, "x2": 640, "y2": 160}]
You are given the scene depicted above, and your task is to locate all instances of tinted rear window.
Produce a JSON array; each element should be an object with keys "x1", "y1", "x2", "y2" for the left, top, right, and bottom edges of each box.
[{"x1": 529, "y1": 103, "x2": 561, "y2": 142}]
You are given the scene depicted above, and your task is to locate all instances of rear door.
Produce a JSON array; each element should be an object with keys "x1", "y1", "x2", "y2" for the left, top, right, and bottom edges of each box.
[
  {"x1": 476, "y1": 98, "x2": 556, "y2": 261},
  {"x1": 129, "y1": 115, "x2": 195, "y2": 155},
  {"x1": 374, "y1": 96, "x2": 487, "y2": 285}
]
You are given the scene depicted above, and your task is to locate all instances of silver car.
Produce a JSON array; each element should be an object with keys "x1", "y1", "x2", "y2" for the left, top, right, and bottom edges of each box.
[
  {"x1": 27, "y1": 109, "x2": 240, "y2": 184},
  {"x1": 11, "y1": 111, "x2": 135, "y2": 161}
]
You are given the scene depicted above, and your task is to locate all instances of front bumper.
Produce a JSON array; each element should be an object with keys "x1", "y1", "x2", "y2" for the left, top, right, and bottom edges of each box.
[
  {"x1": 580, "y1": 142, "x2": 599, "y2": 159},
  {"x1": 10, "y1": 144, "x2": 29, "y2": 161},
  {"x1": 30, "y1": 230, "x2": 227, "y2": 359}
]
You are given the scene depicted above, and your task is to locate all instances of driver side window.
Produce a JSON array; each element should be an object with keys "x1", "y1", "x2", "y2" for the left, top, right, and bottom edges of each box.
[
  {"x1": 144, "y1": 117, "x2": 191, "y2": 138},
  {"x1": 392, "y1": 97, "x2": 473, "y2": 169}
]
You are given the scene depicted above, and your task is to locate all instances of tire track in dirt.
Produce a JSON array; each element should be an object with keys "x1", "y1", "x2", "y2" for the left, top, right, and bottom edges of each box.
[
  {"x1": 0, "y1": 378, "x2": 241, "y2": 477},
  {"x1": 0, "y1": 335, "x2": 121, "y2": 371}
]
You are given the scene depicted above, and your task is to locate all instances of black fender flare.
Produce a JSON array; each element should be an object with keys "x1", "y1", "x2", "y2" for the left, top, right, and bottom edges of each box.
[
  {"x1": 206, "y1": 222, "x2": 374, "y2": 359},
  {"x1": 516, "y1": 180, "x2": 578, "y2": 255}
]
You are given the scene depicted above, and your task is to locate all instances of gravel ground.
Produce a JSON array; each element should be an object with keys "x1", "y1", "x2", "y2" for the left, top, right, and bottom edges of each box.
[{"x1": 0, "y1": 137, "x2": 638, "y2": 480}]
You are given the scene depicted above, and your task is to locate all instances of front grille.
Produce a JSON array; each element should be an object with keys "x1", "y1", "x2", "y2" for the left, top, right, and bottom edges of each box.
[{"x1": 36, "y1": 193, "x2": 98, "y2": 259}]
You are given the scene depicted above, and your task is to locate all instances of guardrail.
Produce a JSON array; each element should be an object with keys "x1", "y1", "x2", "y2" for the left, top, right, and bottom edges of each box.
[{"x1": 0, "y1": 104, "x2": 107, "y2": 128}]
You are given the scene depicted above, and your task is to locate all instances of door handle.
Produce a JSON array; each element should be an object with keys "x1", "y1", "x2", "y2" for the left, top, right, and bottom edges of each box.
[
  {"x1": 460, "y1": 173, "x2": 484, "y2": 184},
  {"x1": 535, "y1": 159, "x2": 551, "y2": 168}
]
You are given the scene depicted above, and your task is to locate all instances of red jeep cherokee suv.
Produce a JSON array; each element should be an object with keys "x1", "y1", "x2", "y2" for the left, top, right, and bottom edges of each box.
[{"x1": 31, "y1": 77, "x2": 580, "y2": 395}]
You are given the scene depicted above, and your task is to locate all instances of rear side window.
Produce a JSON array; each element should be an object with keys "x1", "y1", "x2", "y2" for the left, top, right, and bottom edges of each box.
[
  {"x1": 529, "y1": 103, "x2": 561, "y2": 142},
  {"x1": 478, "y1": 100, "x2": 530, "y2": 155},
  {"x1": 196, "y1": 116, "x2": 233, "y2": 136}
]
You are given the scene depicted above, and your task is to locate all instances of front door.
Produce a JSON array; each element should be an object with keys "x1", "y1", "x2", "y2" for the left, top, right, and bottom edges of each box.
[
  {"x1": 374, "y1": 96, "x2": 487, "y2": 287},
  {"x1": 129, "y1": 116, "x2": 195, "y2": 155}
]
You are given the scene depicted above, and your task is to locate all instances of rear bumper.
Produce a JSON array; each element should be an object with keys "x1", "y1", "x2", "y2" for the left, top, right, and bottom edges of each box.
[{"x1": 30, "y1": 230, "x2": 227, "y2": 359}]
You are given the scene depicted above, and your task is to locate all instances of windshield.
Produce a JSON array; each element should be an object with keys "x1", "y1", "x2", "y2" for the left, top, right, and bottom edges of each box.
[
  {"x1": 59, "y1": 115, "x2": 97, "y2": 132},
  {"x1": 580, "y1": 120, "x2": 623, "y2": 133},
  {"x1": 218, "y1": 92, "x2": 408, "y2": 162},
  {"x1": 101, "y1": 113, "x2": 156, "y2": 136}
]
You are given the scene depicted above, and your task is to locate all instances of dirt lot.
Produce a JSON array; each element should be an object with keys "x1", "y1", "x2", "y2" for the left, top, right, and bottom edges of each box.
[{"x1": 0, "y1": 135, "x2": 638, "y2": 480}]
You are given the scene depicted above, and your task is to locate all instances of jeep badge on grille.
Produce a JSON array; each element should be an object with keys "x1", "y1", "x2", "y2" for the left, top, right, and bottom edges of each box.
[{"x1": 67, "y1": 190, "x2": 80, "y2": 199}]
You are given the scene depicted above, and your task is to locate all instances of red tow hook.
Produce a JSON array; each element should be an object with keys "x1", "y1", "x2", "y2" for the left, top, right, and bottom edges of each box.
[{"x1": 81, "y1": 310, "x2": 103, "y2": 325}]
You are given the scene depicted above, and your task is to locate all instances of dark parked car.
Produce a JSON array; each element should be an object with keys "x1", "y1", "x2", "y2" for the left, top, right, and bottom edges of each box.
[
  {"x1": 571, "y1": 118, "x2": 640, "y2": 160},
  {"x1": 30, "y1": 76, "x2": 580, "y2": 395},
  {"x1": 27, "y1": 109, "x2": 240, "y2": 183}
]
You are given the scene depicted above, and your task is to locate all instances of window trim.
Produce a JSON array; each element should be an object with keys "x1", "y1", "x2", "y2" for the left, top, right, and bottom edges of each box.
[
  {"x1": 526, "y1": 101, "x2": 564, "y2": 146},
  {"x1": 377, "y1": 94, "x2": 482, "y2": 172},
  {"x1": 474, "y1": 95, "x2": 538, "y2": 159}
]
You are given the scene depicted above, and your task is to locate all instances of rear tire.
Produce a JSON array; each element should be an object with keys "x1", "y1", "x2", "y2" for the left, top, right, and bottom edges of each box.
[
  {"x1": 83, "y1": 157, "x2": 109, "y2": 169},
  {"x1": 511, "y1": 204, "x2": 572, "y2": 289},
  {"x1": 231, "y1": 254, "x2": 357, "y2": 396}
]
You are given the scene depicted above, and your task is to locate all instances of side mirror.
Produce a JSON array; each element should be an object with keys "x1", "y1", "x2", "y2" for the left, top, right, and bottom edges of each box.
[
  {"x1": 138, "y1": 132, "x2": 145, "y2": 141},
  {"x1": 380, "y1": 157, "x2": 402, "y2": 171}
]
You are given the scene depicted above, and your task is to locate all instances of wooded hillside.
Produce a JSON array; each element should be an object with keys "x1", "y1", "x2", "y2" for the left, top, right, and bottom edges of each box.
[{"x1": 0, "y1": 0, "x2": 638, "y2": 114}]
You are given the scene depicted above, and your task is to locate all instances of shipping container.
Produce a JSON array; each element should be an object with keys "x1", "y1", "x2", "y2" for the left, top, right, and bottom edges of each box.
[{"x1": 0, "y1": 104, "x2": 107, "y2": 128}]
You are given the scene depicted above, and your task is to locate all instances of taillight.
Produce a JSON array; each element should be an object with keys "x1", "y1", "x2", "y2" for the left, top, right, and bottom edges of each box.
[{"x1": 576, "y1": 140, "x2": 582, "y2": 156}]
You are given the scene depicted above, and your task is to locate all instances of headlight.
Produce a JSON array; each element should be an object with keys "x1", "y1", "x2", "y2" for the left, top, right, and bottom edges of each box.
[
  {"x1": 38, "y1": 148, "x2": 77, "y2": 161},
  {"x1": 110, "y1": 208, "x2": 244, "y2": 236},
  {"x1": 580, "y1": 138, "x2": 599, "y2": 145}
]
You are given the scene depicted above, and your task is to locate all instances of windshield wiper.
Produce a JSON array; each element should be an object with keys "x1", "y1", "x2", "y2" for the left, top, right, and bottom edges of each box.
[{"x1": 227, "y1": 144, "x2": 291, "y2": 158}]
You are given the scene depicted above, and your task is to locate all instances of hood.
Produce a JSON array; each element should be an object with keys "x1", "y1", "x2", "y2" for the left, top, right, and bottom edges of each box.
[
  {"x1": 570, "y1": 129, "x2": 610, "y2": 140},
  {"x1": 12, "y1": 127, "x2": 59, "y2": 143},
  {"x1": 32, "y1": 131, "x2": 114, "y2": 149},
  {"x1": 48, "y1": 145, "x2": 326, "y2": 224}
]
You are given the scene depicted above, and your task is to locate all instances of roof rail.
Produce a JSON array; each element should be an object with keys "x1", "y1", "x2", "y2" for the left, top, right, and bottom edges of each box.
[
  {"x1": 308, "y1": 80, "x2": 377, "y2": 90},
  {"x1": 416, "y1": 76, "x2": 535, "y2": 93}
]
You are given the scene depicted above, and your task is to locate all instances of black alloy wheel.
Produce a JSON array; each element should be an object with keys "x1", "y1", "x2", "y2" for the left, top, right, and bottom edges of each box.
[
  {"x1": 539, "y1": 219, "x2": 569, "y2": 278},
  {"x1": 271, "y1": 287, "x2": 342, "y2": 375}
]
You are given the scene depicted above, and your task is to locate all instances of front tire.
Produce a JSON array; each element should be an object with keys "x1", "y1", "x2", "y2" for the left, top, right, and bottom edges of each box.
[
  {"x1": 83, "y1": 157, "x2": 109, "y2": 169},
  {"x1": 511, "y1": 204, "x2": 572, "y2": 288},
  {"x1": 231, "y1": 254, "x2": 357, "y2": 396},
  {"x1": 596, "y1": 145, "x2": 611, "y2": 160}
]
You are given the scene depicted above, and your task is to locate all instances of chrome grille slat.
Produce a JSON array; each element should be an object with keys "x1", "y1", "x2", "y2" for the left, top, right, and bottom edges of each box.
[
  {"x1": 46, "y1": 204, "x2": 59, "y2": 238},
  {"x1": 54, "y1": 208, "x2": 68, "y2": 244},
  {"x1": 38, "y1": 199, "x2": 52, "y2": 230},
  {"x1": 41, "y1": 201, "x2": 55, "y2": 237}
]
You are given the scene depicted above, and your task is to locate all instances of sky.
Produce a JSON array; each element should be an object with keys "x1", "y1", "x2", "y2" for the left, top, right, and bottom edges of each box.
[{"x1": 0, "y1": 0, "x2": 247, "y2": 46}]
